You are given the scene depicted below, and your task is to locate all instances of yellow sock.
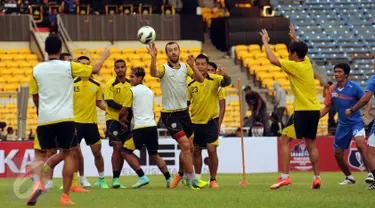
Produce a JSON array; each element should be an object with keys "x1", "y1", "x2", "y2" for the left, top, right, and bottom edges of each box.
[{"x1": 71, "y1": 172, "x2": 78, "y2": 188}]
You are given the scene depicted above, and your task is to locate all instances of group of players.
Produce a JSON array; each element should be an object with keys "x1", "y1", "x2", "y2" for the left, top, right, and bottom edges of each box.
[
  {"x1": 27, "y1": 33, "x2": 232, "y2": 206},
  {"x1": 26, "y1": 24, "x2": 375, "y2": 206}
]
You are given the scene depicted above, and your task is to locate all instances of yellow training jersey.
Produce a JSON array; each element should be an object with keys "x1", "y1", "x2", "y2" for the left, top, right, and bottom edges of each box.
[
  {"x1": 188, "y1": 73, "x2": 223, "y2": 124},
  {"x1": 104, "y1": 77, "x2": 132, "y2": 121},
  {"x1": 279, "y1": 56, "x2": 320, "y2": 111},
  {"x1": 73, "y1": 77, "x2": 102, "y2": 123}
]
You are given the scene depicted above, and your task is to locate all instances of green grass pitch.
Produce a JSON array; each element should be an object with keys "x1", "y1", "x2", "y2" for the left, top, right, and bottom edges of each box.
[{"x1": 1, "y1": 172, "x2": 374, "y2": 208}]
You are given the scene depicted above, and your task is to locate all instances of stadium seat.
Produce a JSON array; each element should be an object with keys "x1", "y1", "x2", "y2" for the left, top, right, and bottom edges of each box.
[
  {"x1": 135, "y1": 47, "x2": 148, "y2": 55},
  {"x1": 123, "y1": 48, "x2": 134, "y2": 54},
  {"x1": 110, "y1": 48, "x2": 121, "y2": 54},
  {"x1": 6, "y1": 48, "x2": 18, "y2": 54},
  {"x1": 248, "y1": 44, "x2": 261, "y2": 52},
  {"x1": 3, "y1": 84, "x2": 19, "y2": 92},
  {"x1": 25, "y1": 54, "x2": 38, "y2": 61},
  {"x1": 7, "y1": 62, "x2": 19, "y2": 68},
  {"x1": 189, "y1": 46, "x2": 201, "y2": 53},
  {"x1": 1, "y1": 55, "x2": 13, "y2": 61},
  {"x1": 19, "y1": 48, "x2": 31, "y2": 54},
  {"x1": 95, "y1": 48, "x2": 105, "y2": 54}
]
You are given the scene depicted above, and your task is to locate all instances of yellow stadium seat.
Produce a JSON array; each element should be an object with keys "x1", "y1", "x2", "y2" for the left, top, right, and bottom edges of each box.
[
  {"x1": 19, "y1": 48, "x2": 31, "y2": 54},
  {"x1": 0, "y1": 69, "x2": 12, "y2": 76},
  {"x1": 241, "y1": 52, "x2": 254, "y2": 61},
  {"x1": 24, "y1": 68, "x2": 32, "y2": 75},
  {"x1": 1, "y1": 55, "x2": 13, "y2": 61},
  {"x1": 262, "y1": 78, "x2": 275, "y2": 89},
  {"x1": 261, "y1": 44, "x2": 274, "y2": 51},
  {"x1": 7, "y1": 62, "x2": 19, "y2": 68},
  {"x1": 275, "y1": 44, "x2": 287, "y2": 51},
  {"x1": 267, "y1": 65, "x2": 281, "y2": 73},
  {"x1": 18, "y1": 61, "x2": 32, "y2": 68},
  {"x1": 110, "y1": 48, "x2": 121, "y2": 54},
  {"x1": 254, "y1": 53, "x2": 267, "y2": 59},
  {"x1": 3, "y1": 84, "x2": 19, "y2": 92},
  {"x1": 91, "y1": 54, "x2": 100, "y2": 61},
  {"x1": 189, "y1": 46, "x2": 201, "y2": 53},
  {"x1": 254, "y1": 65, "x2": 268, "y2": 74},
  {"x1": 314, "y1": 79, "x2": 320, "y2": 86},
  {"x1": 257, "y1": 72, "x2": 273, "y2": 81},
  {"x1": 179, "y1": 53, "x2": 188, "y2": 62},
  {"x1": 243, "y1": 58, "x2": 259, "y2": 68},
  {"x1": 280, "y1": 80, "x2": 291, "y2": 89},
  {"x1": 141, "y1": 54, "x2": 151, "y2": 62},
  {"x1": 0, "y1": 49, "x2": 5, "y2": 54},
  {"x1": 259, "y1": 59, "x2": 271, "y2": 66},
  {"x1": 235, "y1": 45, "x2": 248, "y2": 55},
  {"x1": 9, "y1": 68, "x2": 22, "y2": 75},
  {"x1": 179, "y1": 47, "x2": 188, "y2": 53},
  {"x1": 135, "y1": 48, "x2": 148, "y2": 54},
  {"x1": 20, "y1": 77, "x2": 29, "y2": 84},
  {"x1": 123, "y1": 48, "x2": 134, "y2": 54},
  {"x1": 0, "y1": 63, "x2": 6, "y2": 68},
  {"x1": 131, "y1": 60, "x2": 146, "y2": 68},
  {"x1": 7, "y1": 77, "x2": 19, "y2": 84},
  {"x1": 104, "y1": 60, "x2": 114, "y2": 68},
  {"x1": 25, "y1": 54, "x2": 38, "y2": 61},
  {"x1": 14, "y1": 55, "x2": 26, "y2": 61},
  {"x1": 248, "y1": 44, "x2": 261, "y2": 52},
  {"x1": 0, "y1": 77, "x2": 6, "y2": 84},
  {"x1": 7, "y1": 48, "x2": 18, "y2": 54}
]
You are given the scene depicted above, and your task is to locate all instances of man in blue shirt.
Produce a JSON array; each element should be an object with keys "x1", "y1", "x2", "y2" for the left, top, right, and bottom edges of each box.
[
  {"x1": 346, "y1": 63, "x2": 375, "y2": 190},
  {"x1": 322, "y1": 63, "x2": 373, "y2": 185}
]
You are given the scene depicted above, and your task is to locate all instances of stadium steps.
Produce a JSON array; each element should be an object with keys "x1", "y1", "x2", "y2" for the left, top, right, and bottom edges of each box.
[{"x1": 202, "y1": 35, "x2": 275, "y2": 113}]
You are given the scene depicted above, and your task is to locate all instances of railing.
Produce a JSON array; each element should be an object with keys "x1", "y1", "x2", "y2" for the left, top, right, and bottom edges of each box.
[{"x1": 29, "y1": 15, "x2": 45, "y2": 61}]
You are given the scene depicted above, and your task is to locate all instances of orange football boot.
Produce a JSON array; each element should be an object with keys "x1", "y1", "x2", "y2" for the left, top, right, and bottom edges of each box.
[
  {"x1": 60, "y1": 193, "x2": 75, "y2": 206},
  {"x1": 312, "y1": 178, "x2": 321, "y2": 189},
  {"x1": 209, "y1": 180, "x2": 219, "y2": 188},
  {"x1": 169, "y1": 174, "x2": 183, "y2": 189},
  {"x1": 270, "y1": 177, "x2": 292, "y2": 189}
]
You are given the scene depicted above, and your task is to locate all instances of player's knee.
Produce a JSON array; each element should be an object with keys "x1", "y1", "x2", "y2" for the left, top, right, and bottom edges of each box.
[
  {"x1": 207, "y1": 146, "x2": 217, "y2": 155},
  {"x1": 334, "y1": 149, "x2": 344, "y2": 157},
  {"x1": 179, "y1": 139, "x2": 192, "y2": 151}
]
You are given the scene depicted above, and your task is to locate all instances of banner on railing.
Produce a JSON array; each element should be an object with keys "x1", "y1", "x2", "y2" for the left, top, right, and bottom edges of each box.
[
  {"x1": 277, "y1": 136, "x2": 368, "y2": 172},
  {"x1": 0, "y1": 137, "x2": 279, "y2": 178}
]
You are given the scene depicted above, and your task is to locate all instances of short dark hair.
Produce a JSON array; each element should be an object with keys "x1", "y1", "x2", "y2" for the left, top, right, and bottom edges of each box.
[
  {"x1": 195, "y1": 54, "x2": 209, "y2": 63},
  {"x1": 334, "y1": 63, "x2": 350, "y2": 78},
  {"x1": 328, "y1": 81, "x2": 333, "y2": 86},
  {"x1": 131, "y1": 67, "x2": 146, "y2": 78},
  {"x1": 77, "y1": 56, "x2": 90, "y2": 62},
  {"x1": 208, "y1": 62, "x2": 217, "y2": 70},
  {"x1": 244, "y1": 85, "x2": 251, "y2": 91},
  {"x1": 59, "y1": 53, "x2": 71, "y2": 60},
  {"x1": 288, "y1": 41, "x2": 308, "y2": 59},
  {"x1": 45, "y1": 35, "x2": 62, "y2": 55},
  {"x1": 165, "y1": 41, "x2": 179, "y2": 53},
  {"x1": 114, "y1": 59, "x2": 126, "y2": 66}
]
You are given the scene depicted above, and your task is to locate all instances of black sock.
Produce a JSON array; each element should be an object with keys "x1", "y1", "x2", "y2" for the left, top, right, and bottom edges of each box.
[
  {"x1": 163, "y1": 172, "x2": 171, "y2": 180},
  {"x1": 136, "y1": 169, "x2": 145, "y2": 177},
  {"x1": 113, "y1": 170, "x2": 120, "y2": 179},
  {"x1": 372, "y1": 170, "x2": 375, "y2": 178},
  {"x1": 210, "y1": 178, "x2": 216, "y2": 182},
  {"x1": 178, "y1": 171, "x2": 184, "y2": 177}
]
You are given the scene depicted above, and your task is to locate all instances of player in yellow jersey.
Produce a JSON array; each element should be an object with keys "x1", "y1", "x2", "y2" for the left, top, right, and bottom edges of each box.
[
  {"x1": 260, "y1": 25, "x2": 321, "y2": 189},
  {"x1": 104, "y1": 59, "x2": 132, "y2": 188},
  {"x1": 192, "y1": 61, "x2": 227, "y2": 183},
  {"x1": 44, "y1": 56, "x2": 107, "y2": 191},
  {"x1": 188, "y1": 55, "x2": 231, "y2": 188}
]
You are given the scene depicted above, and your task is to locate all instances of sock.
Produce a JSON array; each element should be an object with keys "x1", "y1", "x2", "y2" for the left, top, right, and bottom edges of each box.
[
  {"x1": 281, "y1": 173, "x2": 289, "y2": 180},
  {"x1": 210, "y1": 178, "x2": 216, "y2": 182},
  {"x1": 80, "y1": 176, "x2": 86, "y2": 181},
  {"x1": 99, "y1": 172, "x2": 105, "y2": 179},
  {"x1": 136, "y1": 169, "x2": 145, "y2": 178},
  {"x1": 184, "y1": 173, "x2": 196, "y2": 181},
  {"x1": 178, "y1": 171, "x2": 184, "y2": 177},
  {"x1": 163, "y1": 172, "x2": 171, "y2": 180},
  {"x1": 196, "y1": 174, "x2": 201, "y2": 179},
  {"x1": 71, "y1": 172, "x2": 78, "y2": 188},
  {"x1": 347, "y1": 175, "x2": 354, "y2": 180},
  {"x1": 47, "y1": 180, "x2": 53, "y2": 185},
  {"x1": 313, "y1": 175, "x2": 321, "y2": 180},
  {"x1": 113, "y1": 170, "x2": 120, "y2": 179}
]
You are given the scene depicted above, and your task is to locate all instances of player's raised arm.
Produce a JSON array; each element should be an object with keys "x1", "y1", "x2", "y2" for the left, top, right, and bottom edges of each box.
[
  {"x1": 289, "y1": 24, "x2": 299, "y2": 42},
  {"x1": 216, "y1": 65, "x2": 232, "y2": 87},
  {"x1": 148, "y1": 43, "x2": 162, "y2": 78},
  {"x1": 186, "y1": 55, "x2": 204, "y2": 82},
  {"x1": 92, "y1": 48, "x2": 110, "y2": 73},
  {"x1": 260, "y1": 29, "x2": 281, "y2": 67}
]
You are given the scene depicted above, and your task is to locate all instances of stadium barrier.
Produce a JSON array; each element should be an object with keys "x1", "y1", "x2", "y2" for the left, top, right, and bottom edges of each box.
[
  {"x1": 1, "y1": 136, "x2": 369, "y2": 178},
  {"x1": 0, "y1": 137, "x2": 278, "y2": 178}
]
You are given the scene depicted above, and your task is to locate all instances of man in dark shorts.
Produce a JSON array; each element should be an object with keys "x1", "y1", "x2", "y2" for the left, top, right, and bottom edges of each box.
[
  {"x1": 28, "y1": 35, "x2": 109, "y2": 205},
  {"x1": 261, "y1": 25, "x2": 321, "y2": 189},
  {"x1": 119, "y1": 67, "x2": 172, "y2": 188},
  {"x1": 104, "y1": 59, "x2": 133, "y2": 188},
  {"x1": 188, "y1": 54, "x2": 231, "y2": 188},
  {"x1": 148, "y1": 42, "x2": 207, "y2": 190}
]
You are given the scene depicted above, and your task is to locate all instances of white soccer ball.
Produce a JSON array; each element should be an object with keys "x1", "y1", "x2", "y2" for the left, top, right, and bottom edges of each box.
[{"x1": 137, "y1": 26, "x2": 156, "y2": 44}]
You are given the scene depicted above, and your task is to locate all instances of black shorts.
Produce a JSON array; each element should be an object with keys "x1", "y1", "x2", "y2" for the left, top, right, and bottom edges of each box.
[
  {"x1": 283, "y1": 111, "x2": 320, "y2": 140},
  {"x1": 161, "y1": 110, "x2": 194, "y2": 140},
  {"x1": 106, "y1": 120, "x2": 132, "y2": 146},
  {"x1": 36, "y1": 121, "x2": 77, "y2": 150},
  {"x1": 75, "y1": 123, "x2": 100, "y2": 146},
  {"x1": 193, "y1": 118, "x2": 220, "y2": 148},
  {"x1": 124, "y1": 126, "x2": 159, "y2": 155}
]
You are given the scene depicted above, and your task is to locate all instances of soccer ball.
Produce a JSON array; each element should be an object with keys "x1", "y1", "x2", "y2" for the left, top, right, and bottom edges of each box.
[{"x1": 137, "y1": 26, "x2": 156, "y2": 44}]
